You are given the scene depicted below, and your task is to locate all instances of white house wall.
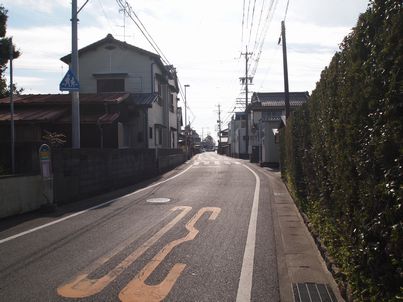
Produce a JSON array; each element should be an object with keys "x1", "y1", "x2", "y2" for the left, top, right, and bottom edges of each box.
[
  {"x1": 262, "y1": 121, "x2": 280, "y2": 164},
  {"x1": 78, "y1": 45, "x2": 155, "y2": 93},
  {"x1": 75, "y1": 40, "x2": 179, "y2": 150},
  {"x1": 147, "y1": 102, "x2": 164, "y2": 148}
]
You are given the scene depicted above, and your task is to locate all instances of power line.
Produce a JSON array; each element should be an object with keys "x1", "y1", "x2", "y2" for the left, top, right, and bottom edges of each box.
[
  {"x1": 97, "y1": 0, "x2": 118, "y2": 35},
  {"x1": 241, "y1": 0, "x2": 246, "y2": 46},
  {"x1": 247, "y1": 0, "x2": 257, "y2": 46},
  {"x1": 251, "y1": 0, "x2": 266, "y2": 53},
  {"x1": 246, "y1": 0, "x2": 252, "y2": 34},
  {"x1": 115, "y1": 0, "x2": 171, "y2": 65},
  {"x1": 249, "y1": 0, "x2": 279, "y2": 77},
  {"x1": 283, "y1": 0, "x2": 290, "y2": 21}
]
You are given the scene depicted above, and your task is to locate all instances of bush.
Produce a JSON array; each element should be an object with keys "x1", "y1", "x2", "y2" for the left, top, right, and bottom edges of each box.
[{"x1": 280, "y1": 0, "x2": 403, "y2": 300}]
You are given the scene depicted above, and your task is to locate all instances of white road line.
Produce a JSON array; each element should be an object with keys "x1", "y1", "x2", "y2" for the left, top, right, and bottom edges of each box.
[
  {"x1": 234, "y1": 162, "x2": 241, "y2": 165},
  {"x1": 194, "y1": 161, "x2": 200, "y2": 166},
  {"x1": 0, "y1": 164, "x2": 195, "y2": 245},
  {"x1": 214, "y1": 161, "x2": 220, "y2": 165},
  {"x1": 236, "y1": 165, "x2": 261, "y2": 302}
]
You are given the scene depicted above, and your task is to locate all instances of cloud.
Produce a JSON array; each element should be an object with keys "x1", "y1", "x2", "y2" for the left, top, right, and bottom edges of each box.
[
  {"x1": 288, "y1": 0, "x2": 369, "y2": 27},
  {"x1": 3, "y1": 0, "x2": 68, "y2": 14}
]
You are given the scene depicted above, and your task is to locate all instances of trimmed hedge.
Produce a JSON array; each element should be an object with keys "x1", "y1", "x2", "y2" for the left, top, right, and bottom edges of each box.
[{"x1": 280, "y1": 0, "x2": 402, "y2": 301}]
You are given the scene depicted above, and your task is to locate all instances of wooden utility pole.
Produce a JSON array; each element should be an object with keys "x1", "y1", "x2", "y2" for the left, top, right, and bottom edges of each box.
[{"x1": 281, "y1": 20, "x2": 290, "y2": 119}]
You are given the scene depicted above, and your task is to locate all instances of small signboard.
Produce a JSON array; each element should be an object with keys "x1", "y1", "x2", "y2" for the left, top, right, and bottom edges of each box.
[
  {"x1": 39, "y1": 144, "x2": 50, "y2": 161},
  {"x1": 39, "y1": 144, "x2": 52, "y2": 178},
  {"x1": 59, "y1": 69, "x2": 80, "y2": 91}
]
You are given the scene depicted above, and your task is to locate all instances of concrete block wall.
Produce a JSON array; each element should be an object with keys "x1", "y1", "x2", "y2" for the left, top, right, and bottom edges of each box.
[
  {"x1": 0, "y1": 175, "x2": 48, "y2": 219},
  {"x1": 52, "y1": 148, "x2": 186, "y2": 205}
]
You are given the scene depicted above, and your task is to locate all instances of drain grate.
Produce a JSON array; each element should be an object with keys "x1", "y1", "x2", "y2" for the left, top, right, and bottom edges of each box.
[{"x1": 292, "y1": 283, "x2": 337, "y2": 302}]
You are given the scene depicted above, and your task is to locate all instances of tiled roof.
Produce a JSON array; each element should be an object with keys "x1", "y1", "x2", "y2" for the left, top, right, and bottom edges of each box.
[
  {"x1": 0, "y1": 108, "x2": 120, "y2": 125},
  {"x1": 130, "y1": 93, "x2": 159, "y2": 107},
  {"x1": 0, "y1": 93, "x2": 130, "y2": 105},
  {"x1": 60, "y1": 34, "x2": 169, "y2": 77},
  {"x1": 250, "y1": 92, "x2": 309, "y2": 109},
  {"x1": 60, "y1": 34, "x2": 160, "y2": 64},
  {"x1": 0, "y1": 107, "x2": 68, "y2": 123},
  {"x1": 58, "y1": 112, "x2": 120, "y2": 124}
]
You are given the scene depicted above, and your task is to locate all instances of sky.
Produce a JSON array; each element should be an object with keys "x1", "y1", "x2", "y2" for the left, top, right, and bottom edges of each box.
[{"x1": 2, "y1": 0, "x2": 369, "y2": 141}]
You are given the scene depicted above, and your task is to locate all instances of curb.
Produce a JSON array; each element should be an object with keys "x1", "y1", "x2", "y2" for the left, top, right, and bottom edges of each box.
[{"x1": 299, "y1": 211, "x2": 354, "y2": 302}]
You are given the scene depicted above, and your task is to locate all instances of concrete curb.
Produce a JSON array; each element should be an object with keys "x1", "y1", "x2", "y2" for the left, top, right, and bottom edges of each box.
[{"x1": 254, "y1": 165, "x2": 345, "y2": 302}]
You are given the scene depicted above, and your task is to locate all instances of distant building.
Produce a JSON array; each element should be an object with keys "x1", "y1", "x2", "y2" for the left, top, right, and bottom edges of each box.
[
  {"x1": 247, "y1": 91, "x2": 309, "y2": 166},
  {"x1": 228, "y1": 112, "x2": 247, "y2": 158}
]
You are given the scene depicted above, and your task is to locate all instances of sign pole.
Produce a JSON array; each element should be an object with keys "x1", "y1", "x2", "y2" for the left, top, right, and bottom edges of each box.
[{"x1": 71, "y1": 0, "x2": 80, "y2": 148}]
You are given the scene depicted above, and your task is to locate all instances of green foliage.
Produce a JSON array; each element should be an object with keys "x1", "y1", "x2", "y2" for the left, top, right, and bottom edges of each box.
[
  {"x1": 280, "y1": 0, "x2": 403, "y2": 300},
  {"x1": 0, "y1": 5, "x2": 22, "y2": 98}
]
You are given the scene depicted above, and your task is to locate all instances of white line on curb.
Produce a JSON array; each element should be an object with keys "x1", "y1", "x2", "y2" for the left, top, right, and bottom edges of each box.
[{"x1": 236, "y1": 164, "x2": 261, "y2": 302}]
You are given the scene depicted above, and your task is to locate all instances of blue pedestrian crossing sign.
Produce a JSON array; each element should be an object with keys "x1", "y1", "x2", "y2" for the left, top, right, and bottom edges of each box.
[{"x1": 59, "y1": 69, "x2": 80, "y2": 91}]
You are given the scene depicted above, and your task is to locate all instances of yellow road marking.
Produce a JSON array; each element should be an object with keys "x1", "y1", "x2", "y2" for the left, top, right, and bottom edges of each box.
[
  {"x1": 57, "y1": 206, "x2": 192, "y2": 298},
  {"x1": 119, "y1": 207, "x2": 221, "y2": 302}
]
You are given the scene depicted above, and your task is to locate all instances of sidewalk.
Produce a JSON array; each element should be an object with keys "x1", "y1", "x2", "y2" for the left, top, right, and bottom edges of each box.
[{"x1": 260, "y1": 167, "x2": 344, "y2": 302}]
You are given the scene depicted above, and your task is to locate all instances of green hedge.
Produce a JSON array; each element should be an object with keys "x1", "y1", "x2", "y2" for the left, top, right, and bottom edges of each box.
[{"x1": 280, "y1": 0, "x2": 402, "y2": 300}]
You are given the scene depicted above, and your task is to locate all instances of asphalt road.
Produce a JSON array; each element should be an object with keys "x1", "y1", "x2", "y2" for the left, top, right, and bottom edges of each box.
[{"x1": 0, "y1": 152, "x2": 279, "y2": 301}]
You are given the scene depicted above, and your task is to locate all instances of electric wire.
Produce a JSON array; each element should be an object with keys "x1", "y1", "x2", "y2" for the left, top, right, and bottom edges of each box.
[
  {"x1": 241, "y1": 0, "x2": 246, "y2": 47},
  {"x1": 97, "y1": 0, "x2": 118, "y2": 36},
  {"x1": 115, "y1": 0, "x2": 170, "y2": 65},
  {"x1": 247, "y1": 0, "x2": 257, "y2": 46}
]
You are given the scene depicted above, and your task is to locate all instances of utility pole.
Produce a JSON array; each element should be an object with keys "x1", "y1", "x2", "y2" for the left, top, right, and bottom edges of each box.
[
  {"x1": 281, "y1": 20, "x2": 290, "y2": 120},
  {"x1": 240, "y1": 46, "x2": 253, "y2": 157},
  {"x1": 184, "y1": 84, "x2": 190, "y2": 157},
  {"x1": 184, "y1": 85, "x2": 190, "y2": 128},
  {"x1": 71, "y1": 0, "x2": 80, "y2": 148},
  {"x1": 9, "y1": 37, "x2": 15, "y2": 174}
]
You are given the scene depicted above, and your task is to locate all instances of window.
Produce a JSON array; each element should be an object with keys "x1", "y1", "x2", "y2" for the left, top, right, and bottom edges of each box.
[
  {"x1": 262, "y1": 110, "x2": 283, "y2": 121},
  {"x1": 149, "y1": 127, "x2": 153, "y2": 139},
  {"x1": 97, "y1": 79, "x2": 124, "y2": 93}
]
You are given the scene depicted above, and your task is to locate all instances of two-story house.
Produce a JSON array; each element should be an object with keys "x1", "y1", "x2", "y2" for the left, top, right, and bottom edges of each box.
[
  {"x1": 60, "y1": 33, "x2": 180, "y2": 150},
  {"x1": 246, "y1": 91, "x2": 309, "y2": 166}
]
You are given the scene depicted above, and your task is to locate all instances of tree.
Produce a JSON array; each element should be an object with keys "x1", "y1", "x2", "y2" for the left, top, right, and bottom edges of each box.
[
  {"x1": 0, "y1": 5, "x2": 21, "y2": 98},
  {"x1": 201, "y1": 135, "x2": 215, "y2": 150}
]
